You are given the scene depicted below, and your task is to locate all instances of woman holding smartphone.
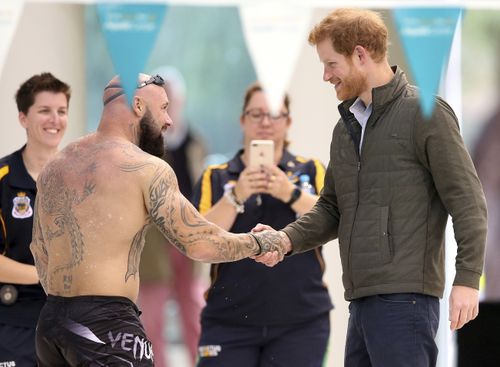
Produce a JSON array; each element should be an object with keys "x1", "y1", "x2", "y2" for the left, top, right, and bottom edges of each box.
[{"x1": 192, "y1": 82, "x2": 333, "y2": 367}]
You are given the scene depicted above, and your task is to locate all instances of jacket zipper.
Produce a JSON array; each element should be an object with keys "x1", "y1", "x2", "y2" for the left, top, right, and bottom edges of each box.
[
  {"x1": 346, "y1": 139, "x2": 362, "y2": 294},
  {"x1": 339, "y1": 107, "x2": 364, "y2": 296}
]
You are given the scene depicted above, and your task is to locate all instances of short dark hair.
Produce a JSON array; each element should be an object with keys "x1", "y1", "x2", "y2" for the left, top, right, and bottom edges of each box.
[{"x1": 15, "y1": 72, "x2": 71, "y2": 114}]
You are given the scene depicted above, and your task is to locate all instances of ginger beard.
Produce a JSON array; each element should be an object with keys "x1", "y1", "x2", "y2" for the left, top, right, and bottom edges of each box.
[{"x1": 335, "y1": 62, "x2": 368, "y2": 102}]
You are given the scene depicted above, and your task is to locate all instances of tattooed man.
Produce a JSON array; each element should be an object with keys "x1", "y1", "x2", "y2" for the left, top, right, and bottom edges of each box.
[{"x1": 30, "y1": 74, "x2": 285, "y2": 367}]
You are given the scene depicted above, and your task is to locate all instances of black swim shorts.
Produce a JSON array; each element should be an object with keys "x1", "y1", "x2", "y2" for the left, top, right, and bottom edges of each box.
[{"x1": 36, "y1": 295, "x2": 154, "y2": 367}]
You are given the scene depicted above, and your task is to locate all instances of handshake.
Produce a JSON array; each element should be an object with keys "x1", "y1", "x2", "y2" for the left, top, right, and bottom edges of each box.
[{"x1": 249, "y1": 224, "x2": 293, "y2": 267}]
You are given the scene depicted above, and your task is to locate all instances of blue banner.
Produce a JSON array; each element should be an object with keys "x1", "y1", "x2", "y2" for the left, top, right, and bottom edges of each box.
[
  {"x1": 96, "y1": 3, "x2": 167, "y2": 105},
  {"x1": 393, "y1": 8, "x2": 461, "y2": 118}
]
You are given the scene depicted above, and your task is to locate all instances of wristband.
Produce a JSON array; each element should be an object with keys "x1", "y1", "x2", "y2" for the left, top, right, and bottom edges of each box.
[
  {"x1": 249, "y1": 233, "x2": 263, "y2": 256},
  {"x1": 224, "y1": 186, "x2": 245, "y2": 213},
  {"x1": 286, "y1": 187, "x2": 302, "y2": 206}
]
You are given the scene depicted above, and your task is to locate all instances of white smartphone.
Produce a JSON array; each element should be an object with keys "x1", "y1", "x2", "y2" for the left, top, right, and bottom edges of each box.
[{"x1": 249, "y1": 140, "x2": 274, "y2": 167}]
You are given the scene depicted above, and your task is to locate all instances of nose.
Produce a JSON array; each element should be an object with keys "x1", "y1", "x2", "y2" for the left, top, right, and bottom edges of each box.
[
  {"x1": 165, "y1": 112, "x2": 173, "y2": 128},
  {"x1": 260, "y1": 114, "x2": 272, "y2": 126},
  {"x1": 48, "y1": 110, "x2": 59, "y2": 124},
  {"x1": 323, "y1": 67, "x2": 332, "y2": 82}
]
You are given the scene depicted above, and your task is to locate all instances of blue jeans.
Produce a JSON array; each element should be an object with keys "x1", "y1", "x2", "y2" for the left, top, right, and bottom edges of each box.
[{"x1": 345, "y1": 293, "x2": 439, "y2": 367}]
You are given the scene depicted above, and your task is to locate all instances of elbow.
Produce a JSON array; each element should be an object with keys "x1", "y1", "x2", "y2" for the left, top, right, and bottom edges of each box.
[{"x1": 185, "y1": 245, "x2": 216, "y2": 263}]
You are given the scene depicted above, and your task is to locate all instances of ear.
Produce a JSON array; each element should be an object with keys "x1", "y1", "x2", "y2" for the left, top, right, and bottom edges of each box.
[
  {"x1": 353, "y1": 45, "x2": 368, "y2": 65},
  {"x1": 132, "y1": 96, "x2": 145, "y2": 117},
  {"x1": 18, "y1": 111, "x2": 28, "y2": 129}
]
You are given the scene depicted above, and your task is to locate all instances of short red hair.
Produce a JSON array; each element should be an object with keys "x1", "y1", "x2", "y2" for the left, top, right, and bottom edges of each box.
[{"x1": 308, "y1": 8, "x2": 388, "y2": 63}]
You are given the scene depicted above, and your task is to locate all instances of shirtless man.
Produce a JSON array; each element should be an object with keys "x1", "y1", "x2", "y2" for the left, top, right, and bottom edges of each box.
[{"x1": 30, "y1": 73, "x2": 284, "y2": 367}]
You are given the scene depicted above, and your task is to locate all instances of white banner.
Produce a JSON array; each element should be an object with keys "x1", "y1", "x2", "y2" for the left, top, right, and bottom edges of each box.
[
  {"x1": 0, "y1": 1, "x2": 24, "y2": 78},
  {"x1": 239, "y1": 3, "x2": 312, "y2": 114}
]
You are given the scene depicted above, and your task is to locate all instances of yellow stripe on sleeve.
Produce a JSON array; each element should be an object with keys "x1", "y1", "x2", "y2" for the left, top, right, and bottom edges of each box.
[
  {"x1": 312, "y1": 159, "x2": 326, "y2": 192},
  {"x1": 199, "y1": 163, "x2": 228, "y2": 215},
  {"x1": 0, "y1": 165, "x2": 9, "y2": 182},
  {"x1": 199, "y1": 167, "x2": 214, "y2": 215}
]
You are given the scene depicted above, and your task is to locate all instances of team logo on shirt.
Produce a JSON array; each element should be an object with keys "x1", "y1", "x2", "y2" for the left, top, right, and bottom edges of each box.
[
  {"x1": 0, "y1": 361, "x2": 16, "y2": 367},
  {"x1": 12, "y1": 192, "x2": 33, "y2": 219},
  {"x1": 198, "y1": 345, "x2": 222, "y2": 357}
]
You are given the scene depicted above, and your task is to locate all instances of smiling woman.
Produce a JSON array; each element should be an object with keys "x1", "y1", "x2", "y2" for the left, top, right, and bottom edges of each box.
[
  {"x1": 19, "y1": 91, "x2": 69, "y2": 156},
  {"x1": 0, "y1": 72, "x2": 71, "y2": 367}
]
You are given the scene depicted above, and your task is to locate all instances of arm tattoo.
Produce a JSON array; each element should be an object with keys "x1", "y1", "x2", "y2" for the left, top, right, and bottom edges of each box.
[
  {"x1": 121, "y1": 160, "x2": 262, "y2": 263},
  {"x1": 148, "y1": 166, "x2": 187, "y2": 253},
  {"x1": 250, "y1": 230, "x2": 285, "y2": 257},
  {"x1": 125, "y1": 225, "x2": 149, "y2": 282},
  {"x1": 146, "y1": 165, "x2": 261, "y2": 262},
  {"x1": 119, "y1": 162, "x2": 176, "y2": 280}
]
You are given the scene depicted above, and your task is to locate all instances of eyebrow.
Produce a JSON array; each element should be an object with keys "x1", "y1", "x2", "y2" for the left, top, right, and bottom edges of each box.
[{"x1": 36, "y1": 105, "x2": 68, "y2": 109}]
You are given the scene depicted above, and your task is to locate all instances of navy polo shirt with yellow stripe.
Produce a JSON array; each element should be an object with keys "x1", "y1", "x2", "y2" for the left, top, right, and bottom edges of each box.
[
  {"x1": 0, "y1": 147, "x2": 46, "y2": 328},
  {"x1": 192, "y1": 149, "x2": 333, "y2": 326}
]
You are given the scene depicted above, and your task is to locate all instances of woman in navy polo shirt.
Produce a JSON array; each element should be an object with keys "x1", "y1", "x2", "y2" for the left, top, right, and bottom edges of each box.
[
  {"x1": 192, "y1": 82, "x2": 333, "y2": 367},
  {"x1": 0, "y1": 73, "x2": 71, "y2": 366}
]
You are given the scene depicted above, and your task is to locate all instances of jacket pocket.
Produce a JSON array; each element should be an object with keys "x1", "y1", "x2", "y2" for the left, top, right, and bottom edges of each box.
[{"x1": 379, "y1": 206, "x2": 393, "y2": 264}]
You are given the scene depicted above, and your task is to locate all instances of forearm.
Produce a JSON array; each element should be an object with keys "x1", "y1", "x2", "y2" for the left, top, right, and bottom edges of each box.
[
  {"x1": 160, "y1": 210, "x2": 288, "y2": 264},
  {"x1": 290, "y1": 192, "x2": 319, "y2": 216},
  {"x1": 202, "y1": 196, "x2": 239, "y2": 231},
  {"x1": 150, "y1": 163, "x2": 278, "y2": 263},
  {"x1": 0, "y1": 254, "x2": 39, "y2": 285},
  {"x1": 183, "y1": 227, "x2": 260, "y2": 263},
  {"x1": 282, "y1": 195, "x2": 339, "y2": 254}
]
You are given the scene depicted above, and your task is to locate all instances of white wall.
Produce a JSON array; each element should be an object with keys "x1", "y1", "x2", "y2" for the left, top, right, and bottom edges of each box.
[
  {"x1": 0, "y1": 3, "x2": 85, "y2": 157},
  {"x1": 0, "y1": 4, "x2": 348, "y2": 366}
]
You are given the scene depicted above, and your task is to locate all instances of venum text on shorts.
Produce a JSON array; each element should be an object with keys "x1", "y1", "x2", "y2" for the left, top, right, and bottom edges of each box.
[{"x1": 108, "y1": 331, "x2": 153, "y2": 362}]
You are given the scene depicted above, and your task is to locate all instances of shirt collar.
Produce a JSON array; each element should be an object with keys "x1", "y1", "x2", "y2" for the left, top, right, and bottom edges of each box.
[
  {"x1": 349, "y1": 97, "x2": 370, "y2": 114},
  {"x1": 8, "y1": 146, "x2": 36, "y2": 190}
]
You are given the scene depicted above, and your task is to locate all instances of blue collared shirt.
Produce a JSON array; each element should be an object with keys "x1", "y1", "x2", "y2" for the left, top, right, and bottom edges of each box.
[{"x1": 349, "y1": 97, "x2": 373, "y2": 153}]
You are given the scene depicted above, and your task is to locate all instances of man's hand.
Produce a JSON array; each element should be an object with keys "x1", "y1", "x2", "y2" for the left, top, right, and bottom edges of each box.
[
  {"x1": 250, "y1": 224, "x2": 292, "y2": 267},
  {"x1": 449, "y1": 285, "x2": 479, "y2": 330}
]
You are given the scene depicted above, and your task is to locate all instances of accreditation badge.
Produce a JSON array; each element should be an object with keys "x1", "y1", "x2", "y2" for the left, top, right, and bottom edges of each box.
[{"x1": 12, "y1": 192, "x2": 33, "y2": 219}]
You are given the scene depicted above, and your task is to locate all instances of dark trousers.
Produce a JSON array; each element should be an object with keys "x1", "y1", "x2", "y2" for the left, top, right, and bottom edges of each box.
[
  {"x1": 0, "y1": 323, "x2": 37, "y2": 366},
  {"x1": 345, "y1": 293, "x2": 439, "y2": 367},
  {"x1": 197, "y1": 313, "x2": 330, "y2": 367}
]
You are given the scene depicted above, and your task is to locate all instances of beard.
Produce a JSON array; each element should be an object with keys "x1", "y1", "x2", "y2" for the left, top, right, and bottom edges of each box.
[
  {"x1": 336, "y1": 65, "x2": 368, "y2": 102},
  {"x1": 138, "y1": 110, "x2": 165, "y2": 158}
]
